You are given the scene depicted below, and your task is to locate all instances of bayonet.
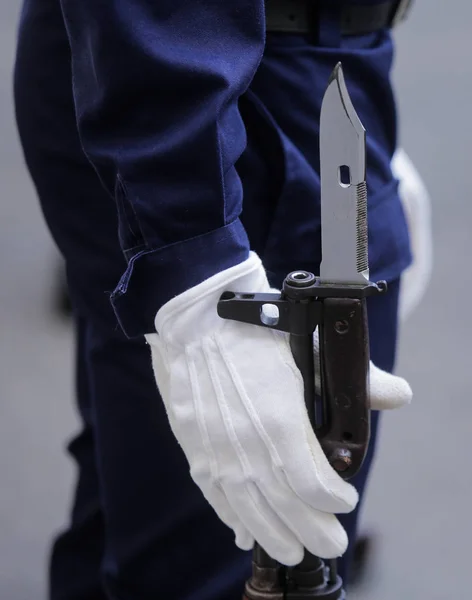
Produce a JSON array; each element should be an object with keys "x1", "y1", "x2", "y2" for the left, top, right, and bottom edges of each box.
[{"x1": 217, "y1": 63, "x2": 386, "y2": 599}]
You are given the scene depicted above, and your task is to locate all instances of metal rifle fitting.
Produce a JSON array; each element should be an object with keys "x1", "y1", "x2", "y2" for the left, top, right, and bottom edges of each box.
[{"x1": 217, "y1": 270, "x2": 386, "y2": 599}]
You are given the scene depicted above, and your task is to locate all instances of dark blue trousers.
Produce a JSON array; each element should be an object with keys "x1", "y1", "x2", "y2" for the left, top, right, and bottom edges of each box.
[{"x1": 14, "y1": 2, "x2": 401, "y2": 598}]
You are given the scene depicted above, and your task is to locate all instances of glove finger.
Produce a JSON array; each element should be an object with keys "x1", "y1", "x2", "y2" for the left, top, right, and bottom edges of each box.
[
  {"x1": 224, "y1": 480, "x2": 304, "y2": 566},
  {"x1": 203, "y1": 483, "x2": 254, "y2": 551},
  {"x1": 259, "y1": 475, "x2": 349, "y2": 559},
  {"x1": 268, "y1": 334, "x2": 359, "y2": 514},
  {"x1": 369, "y1": 362, "x2": 413, "y2": 410},
  {"x1": 235, "y1": 527, "x2": 255, "y2": 551},
  {"x1": 145, "y1": 333, "x2": 172, "y2": 401},
  {"x1": 275, "y1": 427, "x2": 359, "y2": 515}
]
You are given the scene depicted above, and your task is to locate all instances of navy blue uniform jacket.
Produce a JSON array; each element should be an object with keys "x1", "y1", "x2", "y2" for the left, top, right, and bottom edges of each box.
[{"x1": 39, "y1": 0, "x2": 411, "y2": 336}]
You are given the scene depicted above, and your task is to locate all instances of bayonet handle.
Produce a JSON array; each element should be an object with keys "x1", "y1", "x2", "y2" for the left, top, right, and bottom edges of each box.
[{"x1": 317, "y1": 297, "x2": 371, "y2": 479}]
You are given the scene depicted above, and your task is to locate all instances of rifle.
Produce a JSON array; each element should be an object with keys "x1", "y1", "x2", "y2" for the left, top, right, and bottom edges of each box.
[{"x1": 218, "y1": 63, "x2": 386, "y2": 599}]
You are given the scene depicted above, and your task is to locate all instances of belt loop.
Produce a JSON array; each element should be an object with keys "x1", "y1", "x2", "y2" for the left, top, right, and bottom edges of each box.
[{"x1": 317, "y1": 0, "x2": 343, "y2": 47}]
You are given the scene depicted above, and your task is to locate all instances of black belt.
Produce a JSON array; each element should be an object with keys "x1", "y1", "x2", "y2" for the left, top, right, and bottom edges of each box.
[{"x1": 265, "y1": 0, "x2": 413, "y2": 36}]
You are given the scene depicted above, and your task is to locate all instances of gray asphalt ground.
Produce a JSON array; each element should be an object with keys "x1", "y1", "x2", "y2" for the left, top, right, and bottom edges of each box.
[{"x1": 1, "y1": 2, "x2": 471, "y2": 599}]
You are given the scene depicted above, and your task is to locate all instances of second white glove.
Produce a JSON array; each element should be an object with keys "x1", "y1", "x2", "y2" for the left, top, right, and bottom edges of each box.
[{"x1": 393, "y1": 148, "x2": 433, "y2": 322}]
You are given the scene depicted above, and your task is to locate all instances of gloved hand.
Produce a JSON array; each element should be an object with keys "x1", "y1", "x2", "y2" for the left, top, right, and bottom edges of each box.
[{"x1": 145, "y1": 252, "x2": 412, "y2": 565}]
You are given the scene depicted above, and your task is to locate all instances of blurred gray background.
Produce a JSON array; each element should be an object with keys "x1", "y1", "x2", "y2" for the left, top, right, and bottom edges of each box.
[{"x1": 0, "y1": 2, "x2": 470, "y2": 599}]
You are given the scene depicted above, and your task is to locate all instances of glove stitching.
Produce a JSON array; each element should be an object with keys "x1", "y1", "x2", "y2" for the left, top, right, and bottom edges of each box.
[
  {"x1": 202, "y1": 337, "x2": 254, "y2": 484},
  {"x1": 215, "y1": 335, "x2": 284, "y2": 471},
  {"x1": 186, "y1": 345, "x2": 220, "y2": 484}
]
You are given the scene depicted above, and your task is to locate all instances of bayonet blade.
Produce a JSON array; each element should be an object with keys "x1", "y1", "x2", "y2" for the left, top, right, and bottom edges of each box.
[{"x1": 319, "y1": 63, "x2": 369, "y2": 284}]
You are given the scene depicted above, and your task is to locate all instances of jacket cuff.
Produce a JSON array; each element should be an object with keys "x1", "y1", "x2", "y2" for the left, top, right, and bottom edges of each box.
[{"x1": 110, "y1": 219, "x2": 250, "y2": 337}]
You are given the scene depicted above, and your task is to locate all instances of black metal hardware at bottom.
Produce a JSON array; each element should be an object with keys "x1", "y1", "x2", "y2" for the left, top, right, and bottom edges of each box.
[
  {"x1": 242, "y1": 547, "x2": 345, "y2": 600},
  {"x1": 217, "y1": 270, "x2": 386, "y2": 599}
]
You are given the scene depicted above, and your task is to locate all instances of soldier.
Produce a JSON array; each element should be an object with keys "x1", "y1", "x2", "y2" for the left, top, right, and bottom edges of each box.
[{"x1": 14, "y1": 1, "x2": 421, "y2": 599}]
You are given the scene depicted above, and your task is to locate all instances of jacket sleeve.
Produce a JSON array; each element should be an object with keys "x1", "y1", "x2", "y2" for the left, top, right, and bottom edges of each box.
[{"x1": 59, "y1": 0, "x2": 265, "y2": 336}]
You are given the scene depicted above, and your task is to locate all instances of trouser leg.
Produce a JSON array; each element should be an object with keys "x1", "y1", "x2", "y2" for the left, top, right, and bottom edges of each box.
[
  {"x1": 49, "y1": 316, "x2": 107, "y2": 600},
  {"x1": 14, "y1": 3, "x2": 251, "y2": 596}
]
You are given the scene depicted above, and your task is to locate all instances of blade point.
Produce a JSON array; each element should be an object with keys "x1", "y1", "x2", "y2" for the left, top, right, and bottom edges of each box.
[
  {"x1": 328, "y1": 62, "x2": 343, "y2": 86},
  {"x1": 319, "y1": 62, "x2": 370, "y2": 284}
]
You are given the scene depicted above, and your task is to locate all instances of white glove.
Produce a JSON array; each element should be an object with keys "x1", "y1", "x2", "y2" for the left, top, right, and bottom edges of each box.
[
  {"x1": 145, "y1": 253, "x2": 412, "y2": 565},
  {"x1": 393, "y1": 149, "x2": 433, "y2": 322}
]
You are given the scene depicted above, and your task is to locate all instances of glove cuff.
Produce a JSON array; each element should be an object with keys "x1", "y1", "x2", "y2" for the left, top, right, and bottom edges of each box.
[{"x1": 154, "y1": 251, "x2": 270, "y2": 340}]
